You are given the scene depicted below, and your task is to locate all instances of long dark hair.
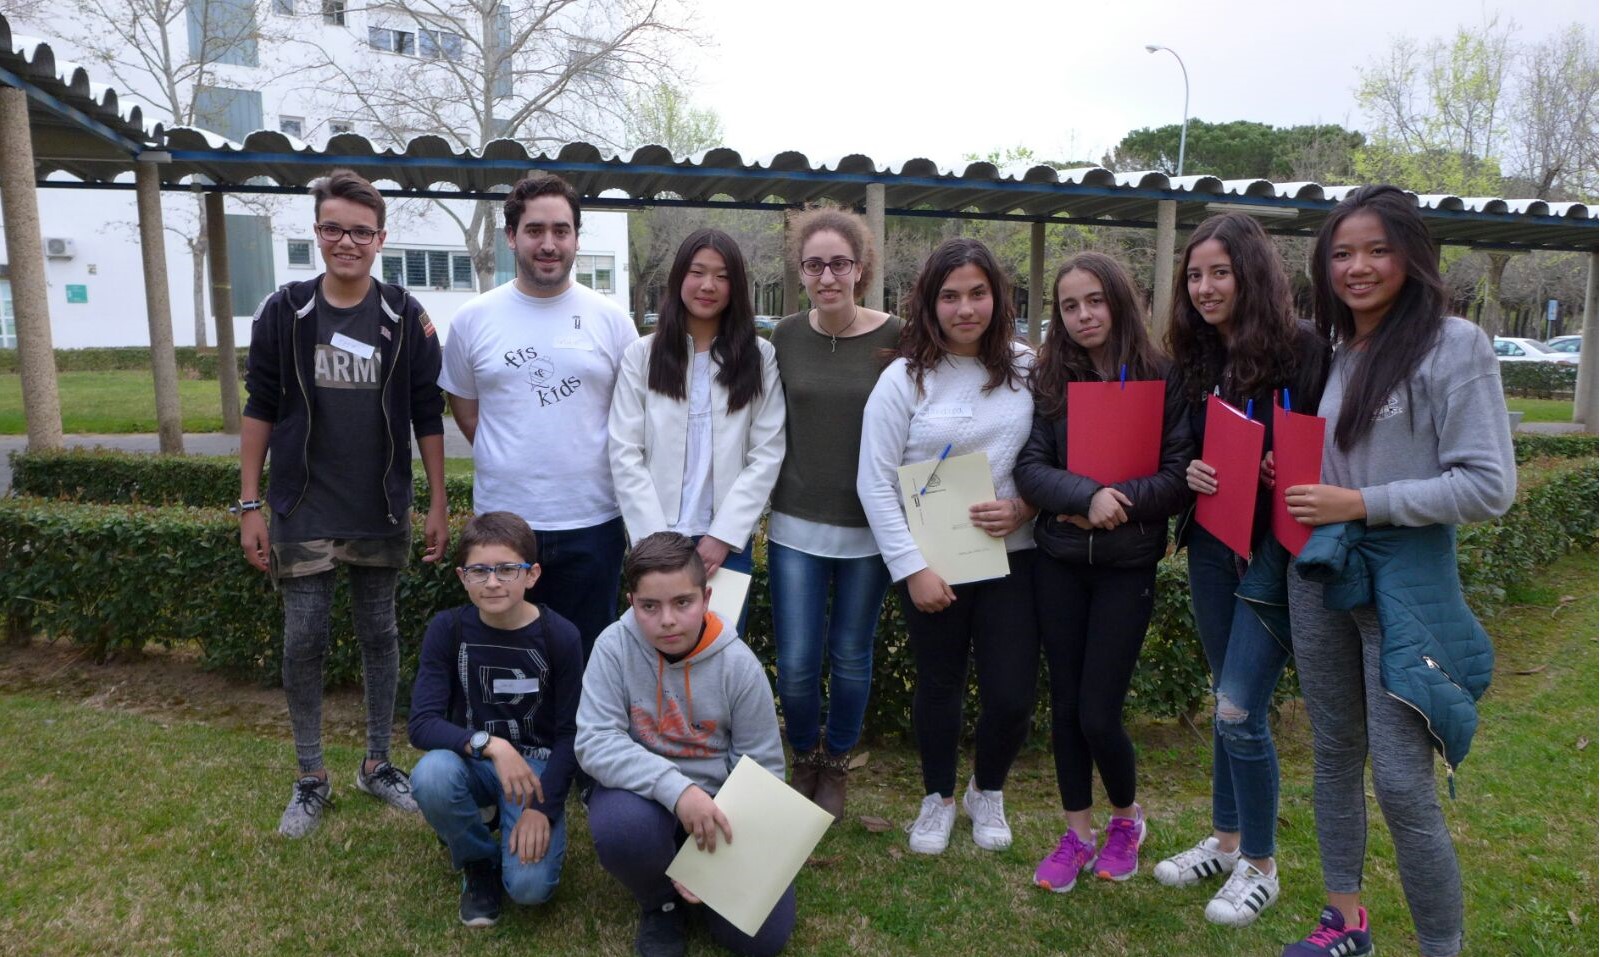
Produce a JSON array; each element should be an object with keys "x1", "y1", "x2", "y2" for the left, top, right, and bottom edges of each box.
[
  {"x1": 1166, "y1": 212, "x2": 1298, "y2": 404},
  {"x1": 1312, "y1": 184, "x2": 1447, "y2": 451},
  {"x1": 648, "y1": 228, "x2": 763, "y2": 412},
  {"x1": 898, "y1": 237, "x2": 1023, "y2": 394},
  {"x1": 1030, "y1": 252, "x2": 1163, "y2": 419}
]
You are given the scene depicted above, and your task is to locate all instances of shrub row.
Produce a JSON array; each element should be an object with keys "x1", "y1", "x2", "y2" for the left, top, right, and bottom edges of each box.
[
  {"x1": 7, "y1": 447, "x2": 474, "y2": 514},
  {"x1": 1500, "y1": 360, "x2": 1578, "y2": 398},
  {"x1": 3, "y1": 458, "x2": 1592, "y2": 739},
  {"x1": 0, "y1": 346, "x2": 248, "y2": 379}
]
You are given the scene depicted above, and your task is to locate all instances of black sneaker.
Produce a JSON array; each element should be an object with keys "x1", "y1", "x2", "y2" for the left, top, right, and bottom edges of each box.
[
  {"x1": 634, "y1": 900, "x2": 687, "y2": 957},
  {"x1": 459, "y1": 858, "x2": 502, "y2": 928}
]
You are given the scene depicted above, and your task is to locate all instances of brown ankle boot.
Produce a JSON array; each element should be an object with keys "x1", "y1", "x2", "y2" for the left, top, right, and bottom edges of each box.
[
  {"x1": 812, "y1": 750, "x2": 851, "y2": 820},
  {"x1": 790, "y1": 749, "x2": 821, "y2": 800}
]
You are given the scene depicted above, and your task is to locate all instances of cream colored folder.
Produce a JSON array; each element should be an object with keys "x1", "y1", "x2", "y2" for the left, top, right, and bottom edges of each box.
[
  {"x1": 706, "y1": 568, "x2": 751, "y2": 626},
  {"x1": 896, "y1": 450, "x2": 1010, "y2": 585},
  {"x1": 664, "y1": 755, "x2": 833, "y2": 937}
]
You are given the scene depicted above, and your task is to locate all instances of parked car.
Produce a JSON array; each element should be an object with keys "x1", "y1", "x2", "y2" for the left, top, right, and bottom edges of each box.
[
  {"x1": 1493, "y1": 336, "x2": 1579, "y2": 364},
  {"x1": 1546, "y1": 334, "x2": 1582, "y2": 354},
  {"x1": 641, "y1": 312, "x2": 659, "y2": 328},
  {"x1": 753, "y1": 315, "x2": 780, "y2": 332}
]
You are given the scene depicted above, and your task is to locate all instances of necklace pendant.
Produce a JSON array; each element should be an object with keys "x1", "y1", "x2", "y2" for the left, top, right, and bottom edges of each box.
[{"x1": 830, "y1": 335, "x2": 838, "y2": 353}]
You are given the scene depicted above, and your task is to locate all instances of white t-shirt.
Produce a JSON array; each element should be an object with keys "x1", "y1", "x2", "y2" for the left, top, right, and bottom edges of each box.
[
  {"x1": 439, "y1": 280, "x2": 638, "y2": 529},
  {"x1": 670, "y1": 350, "x2": 716, "y2": 537}
]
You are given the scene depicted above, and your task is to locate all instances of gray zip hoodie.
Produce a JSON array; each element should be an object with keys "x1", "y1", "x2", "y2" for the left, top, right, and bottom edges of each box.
[{"x1": 576, "y1": 608, "x2": 785, "y2": 813}]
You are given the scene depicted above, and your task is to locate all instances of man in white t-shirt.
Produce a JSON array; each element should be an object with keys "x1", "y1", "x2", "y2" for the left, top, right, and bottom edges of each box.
[{"x1": 439, "y1": 173, "x2": 638, "y2": 658}]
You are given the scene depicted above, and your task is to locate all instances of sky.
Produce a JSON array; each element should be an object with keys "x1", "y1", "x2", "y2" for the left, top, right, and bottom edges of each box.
[{"x1": 681, "y1": 0, "x2": 1598, "y2": 172}]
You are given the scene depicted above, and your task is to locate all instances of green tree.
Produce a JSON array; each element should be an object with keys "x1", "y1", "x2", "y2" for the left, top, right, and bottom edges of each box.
[{"x1": 1103, "y1": 120, "x2": 1364, "y2": 181}]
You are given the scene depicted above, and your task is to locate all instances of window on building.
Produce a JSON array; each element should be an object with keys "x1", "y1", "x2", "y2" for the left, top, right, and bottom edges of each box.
[
  {"x1": 490, "y1": 3, "x2": 512, "y2": 97},
  {"x1": 272, "y1": 0, "x2": 294, "y2": 14},
  {"x1": 187, "y1": 0, "x2": 259, "y2": 67},
  {"x1": 227, "y1": 215, "x2": 276, "y2": 317},
  {"x1": 328, "y1": 119, "x2": 355, "y2": 135},
  {"x1": 419, "y1": 28, "x2": 464, "y2": 61},
  {"x1": 368, "y1": 26, "x2": 415, "y2": 55},
  {"x1": 321, "y1": 0, "x2": 345, "y2": 25},
  {"x1": 194, "y1": 85, "x2": 264, "y2": 142},
  {"x1": 576, "y1": 254, "x2": 614, "y2": 294},
  {"x1": 0, "y1": 279, "x2": 15, "y2": 350},
  {"x1": 383, "y1": 249, "x2": 475, "y2": 290},
  {"x1": 286, "y1": 239, "x2": 314, "y2": 268},
  {"x1": 278, "y1": 115, "x2": 305, "y2": 138}
]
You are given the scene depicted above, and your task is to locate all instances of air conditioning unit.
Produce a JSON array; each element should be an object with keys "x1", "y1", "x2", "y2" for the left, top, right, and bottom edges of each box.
[{"x1": 45, "y1": 237, "x2": 77, "y2": 259}]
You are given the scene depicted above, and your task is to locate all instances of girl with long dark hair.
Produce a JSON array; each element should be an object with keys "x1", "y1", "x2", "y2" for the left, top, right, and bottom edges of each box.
[
  {"x1": 857, "y1": 237, "x2": 1038, "y2": 856},
  {"x1": 1015, "y1": 252, "x2": 1192, "y2": 891},
  {"x1": 608, "y1": 228, "x2": 786, "y2": 624},
  {"x1": 768, "y1": 206, "x2": 902, "y2": 819},
  {"x1": 1157, "y1": 213, "x2": 1329, "y2": 927},
  {"x1": 1279, "y1": 185, "x2": 1515, "y2": 957}
]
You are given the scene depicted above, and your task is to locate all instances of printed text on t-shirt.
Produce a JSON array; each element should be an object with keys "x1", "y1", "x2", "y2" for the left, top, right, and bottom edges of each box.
[{"x1": 503, "y1": 345, "x2": 584, "y2": 407}]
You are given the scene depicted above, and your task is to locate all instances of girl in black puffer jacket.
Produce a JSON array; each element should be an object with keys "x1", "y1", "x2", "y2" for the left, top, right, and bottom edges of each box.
[{"x1": 1014, "y1": 251, "x2": 1193, "y2": 893}]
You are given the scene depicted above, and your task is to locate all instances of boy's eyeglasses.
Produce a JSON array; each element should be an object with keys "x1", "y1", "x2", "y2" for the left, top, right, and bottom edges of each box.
[
  {"x1": 800, "y1": 257, "x2": 856, "y2": 277},
  {"x1": 314, "y1": 223, "x2": 380, "y2": 245},
  {"x1": 459, "y1": 562, "x2": 532, "y2": 584}
]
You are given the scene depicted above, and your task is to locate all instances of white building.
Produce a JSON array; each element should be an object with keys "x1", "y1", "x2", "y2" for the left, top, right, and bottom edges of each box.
[{"x1": 1, "y1": 2, "x2": 629, "y2": 350}]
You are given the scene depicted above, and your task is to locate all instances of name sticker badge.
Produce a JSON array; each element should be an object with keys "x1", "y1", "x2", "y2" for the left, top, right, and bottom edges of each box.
[
  {"x1": 923, "y1": 403, "x2": 973, "y2": 420},
  {"x1": 329, "y1": 332, "x2": 376, "y2": 360},
  {"x1": 552, "y1": 333, "x2": 593, "y2": 350},
  {"x1": 493, "y1": 677, "x2": 540, "y2": 696}
]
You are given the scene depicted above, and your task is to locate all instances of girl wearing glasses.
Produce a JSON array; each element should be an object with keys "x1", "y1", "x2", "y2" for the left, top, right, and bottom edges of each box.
[
  {"x1": 767, "y1": 206, "x2": 901, "y2": 819},
  {"x1": 858, "y1": 237, "x2": 1038, "y2": 855},
  {"x1": 608, "y1": 228, "x2": 786, "y2": 629}
]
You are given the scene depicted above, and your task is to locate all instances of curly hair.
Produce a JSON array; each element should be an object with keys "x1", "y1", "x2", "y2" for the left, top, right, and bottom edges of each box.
[
  {"x1": 1165, "y1": 212, "x2": 1298, "y2": 404},
  {"x1": 1030, "y1": 252, "x2": 1163, "y2": 419},
  {"x1": 896, "y1": 237, "x2": 1024, "y2": 394},
  {"x1": 786, "y1": 205, "x2": 878, "y2": 301}
]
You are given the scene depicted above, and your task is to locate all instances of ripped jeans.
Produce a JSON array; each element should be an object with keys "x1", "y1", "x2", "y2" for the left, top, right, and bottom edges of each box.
[{"x1": 1186, "y1": 525, "x2": 1291, "y2": 860}]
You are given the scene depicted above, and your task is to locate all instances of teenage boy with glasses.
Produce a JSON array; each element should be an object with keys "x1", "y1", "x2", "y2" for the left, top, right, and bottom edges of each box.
[{"x1": 239, "y1": 168, "x2": 449, "y2": 838}]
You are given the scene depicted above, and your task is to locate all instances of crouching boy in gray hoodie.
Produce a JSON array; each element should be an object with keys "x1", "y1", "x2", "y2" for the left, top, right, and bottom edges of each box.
[{"x1": 576, "y1": 531, "x2": 793, "y2": 957}]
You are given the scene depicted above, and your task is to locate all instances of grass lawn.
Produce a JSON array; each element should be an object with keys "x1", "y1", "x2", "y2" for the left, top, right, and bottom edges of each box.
[
  {"x1": 1506, "y1": 397, "x2": 1577, "y2": 423},
  {"x1": 0, "y1": 371, "x2": 246, "y2": 434},
  {"x1": 0, "y1": 553, "x2": 1595, "y2": 956}
]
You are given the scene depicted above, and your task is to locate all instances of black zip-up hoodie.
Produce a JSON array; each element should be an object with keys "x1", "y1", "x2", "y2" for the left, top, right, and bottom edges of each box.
[
  {"x1": 1014, "y1": 365, "x2": 1195, "y2": 568},
  {"x1": 243, "y1": 275, "x2": 445, "y2": 522}
]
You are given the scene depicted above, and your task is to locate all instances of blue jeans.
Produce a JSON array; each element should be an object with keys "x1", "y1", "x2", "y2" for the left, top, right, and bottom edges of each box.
[
  {"x1": 767, "y1": 542, "x2": 892, "y2": 755},
  {"x1": 1186, "y1": 525, "x2": 1291, "y2": 860},
  {"x1": 411, "y1": 749, "x2": 568, "y2": 905},
  {"x1": 527, "y1": 516, "x2": 626, "y2": 661}
]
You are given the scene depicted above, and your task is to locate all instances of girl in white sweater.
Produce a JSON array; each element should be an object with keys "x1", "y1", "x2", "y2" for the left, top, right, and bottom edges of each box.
[
  {"x1": 608, "y1": 229, "x2": 786, "y2": 628},
  {"x1": 857, "y1": 237, "x2": 1039, "y2": 856}
]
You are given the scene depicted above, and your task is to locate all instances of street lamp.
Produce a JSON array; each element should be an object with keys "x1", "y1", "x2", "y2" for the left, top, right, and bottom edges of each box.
[{"x1": 1145, "y1": 44, "x2": 1189, "y2": 177}]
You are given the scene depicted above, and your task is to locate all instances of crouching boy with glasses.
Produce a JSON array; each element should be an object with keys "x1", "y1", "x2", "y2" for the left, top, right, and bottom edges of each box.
[{"x1": 407, "y1": 512, "x2": 584, "y2": 927}]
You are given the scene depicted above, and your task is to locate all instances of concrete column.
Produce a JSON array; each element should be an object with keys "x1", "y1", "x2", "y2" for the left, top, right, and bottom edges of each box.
[
  {"x1": 1575, "y1": 253, "x2": 1597, "y2": 431},
  {"x1": 782, "y1": 213, "x2": 800, "y2": 316},
  {"x1": 865, "y1": 183, "x2": 885, "y2": 312},
  {"x1": 1151, "y1": 200, "x2": 1178, "y2": 337},
  {"x1": 135, "y1": 159, "x2": 184, "y2": 454},
  {"x1": 1028, "y1": 222, "x2": 1045, "y2": 344},
  {"x1": 204, "y1": 192, "x2": 242, "y2": 434},
  {"x1": 0, "y1": 86, "x2": 62, "y2": 450}
]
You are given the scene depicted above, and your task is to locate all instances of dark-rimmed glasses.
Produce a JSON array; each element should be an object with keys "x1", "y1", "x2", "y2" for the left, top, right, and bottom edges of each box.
[
  {"x1": 800, "y1": 257, "x2": 856, "y2": 277},
  {"x1": 459, "y1": 562, "x2": 532, "y2": 584},
  {"x1": 314, "y1": 223, "x2": 380, "y2": 245}
]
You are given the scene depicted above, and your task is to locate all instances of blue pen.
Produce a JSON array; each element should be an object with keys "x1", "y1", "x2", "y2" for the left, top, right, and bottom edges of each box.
[
  {"x1": 919, "y1": 443, "x2": 953, "y2": 496},
  {"x1": 1245, "y1": 399, "x2": 1254, "y2": 420},
  {"x1": 1284, "y1": 387, "x2": 1291, "y2": 410},
  {"x1": 1120, "y1": 364, "x2": 1127, "y2": 390}
]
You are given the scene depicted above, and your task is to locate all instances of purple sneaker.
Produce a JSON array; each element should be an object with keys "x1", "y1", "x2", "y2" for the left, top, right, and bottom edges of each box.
[
  {"x1": 1093, "y1": 807, "x2": 1146, "y2": 881},
  {"x1": 1282, "y1": 905, "x2": 1374, "y2": 956},
  {"x1": 1034, "y1": 829, "x2": 1097, "y2": 892}
]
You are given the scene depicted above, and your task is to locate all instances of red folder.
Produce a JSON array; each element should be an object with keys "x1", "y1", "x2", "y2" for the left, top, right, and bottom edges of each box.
[
  {"x1": 1271, "y1": 401, "x2": 1327, "y2": 556},
  {"x1": 1066, "y1": 380, "x2": 1165, "y2": 484},
  {"x1": 1194, "y1": 395, "x2": 1265, "y2": 558}
]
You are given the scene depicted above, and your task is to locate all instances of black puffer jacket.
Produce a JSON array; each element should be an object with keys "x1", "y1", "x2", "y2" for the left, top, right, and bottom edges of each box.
[{"x1": 1014, "y1": 372, "x2": 1194, "y2": 568}]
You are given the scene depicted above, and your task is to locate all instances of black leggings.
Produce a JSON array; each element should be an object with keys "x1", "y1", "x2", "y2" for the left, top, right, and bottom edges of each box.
[
  {"x1": 898, "y1": 549, "x2": 1039, "y2": 798},
  {"x1": 1035, "y1": 555, "x2": 1156, "y2": 812}
]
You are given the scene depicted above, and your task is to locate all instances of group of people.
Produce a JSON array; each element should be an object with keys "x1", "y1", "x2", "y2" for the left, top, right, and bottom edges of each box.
[{"x1": 239, "y1": 167, "x2": 1517, "y2": 957}]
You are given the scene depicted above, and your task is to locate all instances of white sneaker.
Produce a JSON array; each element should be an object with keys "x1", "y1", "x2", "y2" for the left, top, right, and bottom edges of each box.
[
  {"x1": 906, "y1": 793, "x2": 957, "y2": 855},
  {"x1": 961, "y1": 778, "x2": 1012, "y2": 851},
  {"x1": 1204, "y1": 858, "x2": 1280, "y2": 927},
  {"x1": 1153, "y1": 835, "x2": 1240, "y2": 887}
]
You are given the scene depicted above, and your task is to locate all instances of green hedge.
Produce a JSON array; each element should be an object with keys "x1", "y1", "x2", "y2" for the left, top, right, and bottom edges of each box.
[
  {"x1": 1501, "y1": 361, "x2": 1578, "y2": 398},
  {"x1": 0, "y1": 346, "x2": 248, "y2": 379},
  {"x1": 3, "y1": 458, "x2": 1592, "y2": 740},
  {"x1": 7, "y1": 448, "x2": 473, "y2": 513},
  {"x1": 1512, "y1": 432, "x2": 1598, "y2": 464}
]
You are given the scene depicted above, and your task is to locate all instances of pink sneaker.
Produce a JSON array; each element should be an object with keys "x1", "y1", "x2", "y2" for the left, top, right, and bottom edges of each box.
[
  {"x1": 1033, "y1": 829, "x2": 1097, "y2": 892},
  {"x1": 1094, "y1": 807, "x2": 1146, "y2": 881}
]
